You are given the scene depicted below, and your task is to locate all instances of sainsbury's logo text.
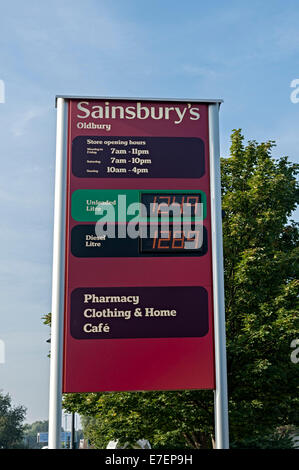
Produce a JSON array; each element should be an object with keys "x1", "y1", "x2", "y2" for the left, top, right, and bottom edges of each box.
[{"x1": 76, "y1": 101, "x2": 201, "y2": 125}]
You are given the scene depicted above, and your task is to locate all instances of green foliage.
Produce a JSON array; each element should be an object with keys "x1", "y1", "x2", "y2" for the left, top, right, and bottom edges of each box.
[
  {"x1": 63, "y1": 390, "x2": 214, "y2": 449},
  {"x1": 0, "y1": 391, "x2": 27, "y2": 448},
  {"x1": 61, "y1": 130, "x2": 299, "y2": 448},
  {"x1": 222, "y1": 130, "x2": 299, "y2": 443},
  {"x1": 230, "y1": 427, "x2": 296, "y2": 449},
  {"x1": 42, "y1": 313, "x2": 51, "y2": 327}
]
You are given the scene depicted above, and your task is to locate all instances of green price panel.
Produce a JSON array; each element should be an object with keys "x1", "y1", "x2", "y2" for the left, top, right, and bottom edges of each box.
[{"x1": 71, "y1": 189, "x2": 207, "y2": 222}]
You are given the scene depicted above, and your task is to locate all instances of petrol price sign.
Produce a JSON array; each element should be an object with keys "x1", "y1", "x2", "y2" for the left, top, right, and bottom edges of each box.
[
  {"x1": 49, "y1": 96, "x2": 229, "y2": 449},
  {"x1": 51, "y1": 97, "x2": 225, "y2": 397}
]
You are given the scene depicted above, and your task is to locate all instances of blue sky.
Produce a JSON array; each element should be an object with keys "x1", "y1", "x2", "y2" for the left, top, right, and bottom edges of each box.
[{"x1": 0, "y1": 0, "x2": 298, "y2": 424}]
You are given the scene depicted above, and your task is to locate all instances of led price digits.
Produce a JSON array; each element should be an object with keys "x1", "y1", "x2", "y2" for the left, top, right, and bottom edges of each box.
[
  {"x1": 141, "y1": 193, "x2": 202, "y2": 218},
  {"x1": 153, "y1": 195, "x2": 200, "y2": 217},
  {"x1": 143, "y1": 227, "x2": 202, "y2": 253}
]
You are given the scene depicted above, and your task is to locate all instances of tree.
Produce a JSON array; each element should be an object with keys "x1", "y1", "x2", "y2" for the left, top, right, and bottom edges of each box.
[
  {"x1": 221, "y1": 130, "x2": 299, "y2": 447},
  {"x1": 61, "y1": 130, "x2": 299, "y2": 448},
  {"x1": 0, "y1": 391, "x2": 26, "y2": 448}
]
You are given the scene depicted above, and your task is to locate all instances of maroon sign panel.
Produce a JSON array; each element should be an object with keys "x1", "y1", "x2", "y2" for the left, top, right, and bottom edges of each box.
[{"x1": 63, "y1": 99, "x2": 215, "y2": 392}]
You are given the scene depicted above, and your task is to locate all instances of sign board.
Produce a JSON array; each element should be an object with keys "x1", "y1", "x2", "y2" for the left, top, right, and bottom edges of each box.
[
  {"x1": 61, "y1": 98, "x2": 218, "y2": 393},
  {"x1": 49, "y1": 96, "x2": 229, "y2": 448},
  {"x1": 37, "y1": 432, "x2": 49, "y2": 443},
  {"x1": 37, "y1": 432, "x2": 71, "y2": 443}
]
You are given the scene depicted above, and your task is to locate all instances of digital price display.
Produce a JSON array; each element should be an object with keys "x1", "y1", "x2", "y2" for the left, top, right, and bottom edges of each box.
[
  {"x1": 140, "y1": 192, "x2": 204, "y2": 254},
  {"x1": 140, "y1": 224, "x2": 203, "y2": 254},
  {"x1": 141, "y1": 193, "x2": 203, "y2": 218}
]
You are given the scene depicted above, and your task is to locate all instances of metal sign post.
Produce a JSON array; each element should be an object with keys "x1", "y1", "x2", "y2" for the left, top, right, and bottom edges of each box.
[
  {"x1": 48, "y1": 97, "x2": 67, "y2": 449},
  {"x1": 209, "y1": 103, "x2": 229, "y2": 449}
]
